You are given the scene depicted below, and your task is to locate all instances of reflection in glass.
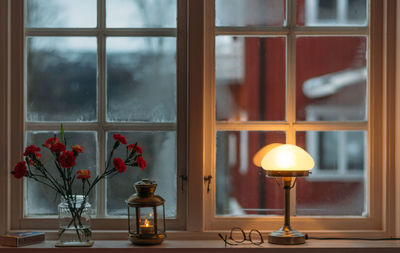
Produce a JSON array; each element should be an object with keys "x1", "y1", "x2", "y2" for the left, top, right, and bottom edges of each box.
[
  {"x1": 216, "y1": 131, "x2": 286, "y2": 216},
  {"x1": 26, "y1": 131, "x2": 98, "y2": 216},
  {"x1": 26, "y1": 0, "x2": 97, "y2": 28},
  {"x1": 216, "y1": 36, "x2": 286, "y2": 121},
  {"x1": 216, "y1": 0, "x2": 286, "y2": 27},
  {"x1": 106, "y1": 0, "x2": 177, "y2": 28},
  {"x1": 297, "y1": 0, "x2": 367, "y2": 26},
  {"x1": 26, "y1": 37, "x2": 97, "y2": 122},
  {"x1": 296, "y1": 36, "x2": 367, "y2": 121},
  {"x1": 106, "y1": 131, "x2": 176, "y2": 217},
  {"x1": 107, "y1": 37, "x2": 176, "y2": 122},
  {"x1": 296, "y1": 131, "x2": 366, "y2": 216}
]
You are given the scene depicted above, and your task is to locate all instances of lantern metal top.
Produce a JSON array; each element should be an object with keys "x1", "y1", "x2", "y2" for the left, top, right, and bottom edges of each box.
[{"x1": 126, "y1": 179, "x2": 165, "y2": 207}]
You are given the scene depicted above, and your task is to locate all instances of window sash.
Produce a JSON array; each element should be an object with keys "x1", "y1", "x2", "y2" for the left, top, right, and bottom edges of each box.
[
  {"x1": 9, "y1": 0, "x2": 187, "y2": 231},
  {"x1": 203, "y1": 0, "x2": 395, "y2": 235}
]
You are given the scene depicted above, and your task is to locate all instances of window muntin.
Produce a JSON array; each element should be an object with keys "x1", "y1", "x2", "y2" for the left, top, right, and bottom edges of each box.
[
  {"x1": 24, "y1": 0, "x2": 180, "y2": 221},
  {"x1": 214, "y1": 0, "x2": 369, "y2": 219}
]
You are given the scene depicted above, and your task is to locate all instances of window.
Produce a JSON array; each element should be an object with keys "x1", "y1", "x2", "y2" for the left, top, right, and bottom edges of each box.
[{"x1": 2, "y1": 0, "x2": 398, "y2": 238}]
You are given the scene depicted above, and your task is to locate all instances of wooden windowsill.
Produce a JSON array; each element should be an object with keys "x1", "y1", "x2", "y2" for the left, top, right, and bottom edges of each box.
[{"x1": 1, "y1": 239, "x2": 400, "y2": 252}]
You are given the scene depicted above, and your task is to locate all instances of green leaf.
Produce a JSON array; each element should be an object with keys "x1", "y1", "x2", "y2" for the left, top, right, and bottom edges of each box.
[{"x1": 60, "y1": 123, "x2": 65, "y2": 144}]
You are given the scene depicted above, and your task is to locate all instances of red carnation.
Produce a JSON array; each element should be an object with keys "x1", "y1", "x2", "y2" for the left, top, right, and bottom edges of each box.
[
  {"x1": 127, "y1": 144, "x2": 143, "y2": 154},
  {"x1": 71, "y1": 145, "x2": 84, "y2": 154},
  {"x1": 113, "y1": 134, "x2": 127, "y2": 145},
  {"x1": 44, "y1": 137, "x2": 59, "y2": 148},
  {"x1": 113, "y1": 157, "x2": 126, "y2": 173},
  {"x1": 24, "y1": 145, "x2": 41, "y2": 156},
  {"x1": 12, "y1": 161, "x2": 27, "y2": 179},
  {"x1": 50, "y1": 142, "x2": 66, "y2": 153},
  {"x1": 76, "y1": 169, "x2": 91, "y2": 180},
  {"x1": 135, "y1": 145, "x2": 143, "y2": 154},
  {"x1": 136, "y1": 156, "x2": 146, "y2": 171},
  {"x1": 58, "y1": 151, "x2": 76, "y2": 168}
]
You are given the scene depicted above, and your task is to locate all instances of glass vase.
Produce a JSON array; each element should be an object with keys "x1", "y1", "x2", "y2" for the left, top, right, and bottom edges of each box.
[{"x1": 56, "y1": 195, "x2": 94, "y2": 247}]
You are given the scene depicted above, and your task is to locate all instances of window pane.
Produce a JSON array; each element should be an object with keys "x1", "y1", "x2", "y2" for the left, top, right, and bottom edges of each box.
[
  {"x1": 296, "y1": 131, "x2": 366, "y2": 216},
  {"x1": 26, "y1": 131, "x2": 98, "y2": 216},
  {"x1": 296, "y1": 36, "x2": 367, "y2": 121},
  {"x1": 106, "y1": 0, "x2": 177, "y2": 28},
  {"x1": 107, "y1": 37, "x2": 176, "y2": 122},
  {"x1": 216, "y1": 37, "x2": 286, "y2": 121},
  {"x1": 216, "y1": 0, "x2": 286, "y2": 27},
  {"x1": 216, "y1": 131, "x2": 286, "y2": 216},
  {"x1": 26, "y1": 0, "x2": 97, "y2": 28},
  {"x1": 297, "y1": 0, "x2": 368, "y2": 26},
  {"x1": 26, "y1": 37, "x2": 97, "y2": 122},
  {"x1": 106, "y1": 131, "x2": 176, "y2": 217}
]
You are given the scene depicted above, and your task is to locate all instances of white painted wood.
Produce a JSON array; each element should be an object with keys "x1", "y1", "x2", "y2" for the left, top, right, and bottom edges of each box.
[{"x1": 0, "y1": 0, "x2": 10, "y2": 236}]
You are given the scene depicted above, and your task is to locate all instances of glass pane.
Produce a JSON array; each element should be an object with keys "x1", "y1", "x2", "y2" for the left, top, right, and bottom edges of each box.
[
  {"x1": 216, "y1": 36, "x2": 286, "y2": 121},
  {"x1": 296, "y1": 131, "x2": 366, "y2": 216},
  {"x1": 216, "y1": 131, "x2": 286, "y2": 216},
  {"x1": 26, "y1": 37, "x2": 97, "y2": 122},
  {"x1": 216, "y1": 0, "x2": 286, "y2": 27},
  {"x1": 296, "y1": 36, "x2": 367, "y2": 121},
  {"x1": 107, "y1": 37, "x2": 176, "y2": 122},
  {"x1": 106, "y1": 131, "x2": 176, "y2": 217},
  {"x1": 297, "y1": 0, "x2": 368, "y2": 26},
  {"x1": 26, "y1": 0, "x2": 97, "y2": 28},
  {"x1": 26, "y1": 131, "x2": 98, "y2": 216},
  {"x1": 106, "y1": 0, "x2": 177, "y2": 28}
]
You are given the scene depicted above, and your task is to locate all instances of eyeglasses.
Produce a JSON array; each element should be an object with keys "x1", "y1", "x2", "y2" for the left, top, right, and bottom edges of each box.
[{"x1": 218, "y1": 227, "x2": 264, "y2": 247}]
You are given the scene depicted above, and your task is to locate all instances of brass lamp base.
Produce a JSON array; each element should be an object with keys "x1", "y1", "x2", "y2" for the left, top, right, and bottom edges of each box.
[{"x1": 268, "y1": 225, "x2": 306, "y2": 245}]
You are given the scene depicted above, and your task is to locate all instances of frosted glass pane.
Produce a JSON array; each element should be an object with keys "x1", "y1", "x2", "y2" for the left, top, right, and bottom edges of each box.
[
  {"x1": 216, "y1": 0, "x2": 286, "y2": 27},
  {"x1": 296, "y1": 36, "x2": 367, "y2": 121},
  {"x1": 26, "y1": 0, "x2": 96, "y2": 28},
  {"x1": 106, "y1": 131, "x2": 177, "y2": 217},
  {"x1": 106, "y1": 37, "x2": 176, "y2": 122},
  {"x1": 216, "y1": 131, "x2": 286, "y2": 216},
  {"x1": 296, "y1": 131, "x2": 366, "y2": 216},
  {"x1": 106, "y1": 0, "x2": 177, "y2": 28},
  {"x1": 26, "y1": 131, "x2": 97, "y2": 216},
  {"x1": 26, "y1": 37, "x2": 97, "y2": 122},
  {"x1": 297, "y1": 0, "x2": 367, "y2": 26},
  {"x1": 216, "y1": 36, "x2": 286, "y2": 121}
]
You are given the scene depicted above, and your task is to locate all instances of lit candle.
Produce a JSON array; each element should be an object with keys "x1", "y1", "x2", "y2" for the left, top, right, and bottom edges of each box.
[{"x1": 140, "y1": 219, "x2": 154, "y2": 234}]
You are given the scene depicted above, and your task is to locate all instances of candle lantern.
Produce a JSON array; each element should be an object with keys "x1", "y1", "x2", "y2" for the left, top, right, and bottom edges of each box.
[{"x1": 126, "y1": 179, "x2": 166, "y2": 245}]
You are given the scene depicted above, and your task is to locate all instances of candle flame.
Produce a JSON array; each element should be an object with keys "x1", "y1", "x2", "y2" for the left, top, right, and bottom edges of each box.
[{"x1": 144, "y1": 219, "x2": 150, "y2": 227}]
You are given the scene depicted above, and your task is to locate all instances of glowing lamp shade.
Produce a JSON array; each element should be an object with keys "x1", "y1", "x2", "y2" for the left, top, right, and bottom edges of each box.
[
  {"x1": 261, "y1": 144, "x2": 314, "y2": 172},
  {"x1": 252, "y1": 143, "x2": 283, "y2": 167}
]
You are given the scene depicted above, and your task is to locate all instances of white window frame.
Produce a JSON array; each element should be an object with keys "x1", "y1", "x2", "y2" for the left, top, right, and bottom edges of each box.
[
  {"x1": 1, "y1": 0, "x2": 399, "y2": 239},
  {"x1": 198, "y1": 0, "x2": 400, "y2": 237},
  {"x1": 3, "y1": 0, "x2": 188, "y2": 237}
]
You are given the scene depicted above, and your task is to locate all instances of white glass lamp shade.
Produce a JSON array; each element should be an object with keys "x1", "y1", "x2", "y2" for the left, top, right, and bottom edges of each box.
[{"x1": 261, "y1": 144, "x2": 314, "y2": 172}]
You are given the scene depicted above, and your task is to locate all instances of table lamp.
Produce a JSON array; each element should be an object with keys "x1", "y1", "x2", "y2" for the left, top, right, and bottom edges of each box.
[{"x1": 260, "y1": 144, "x2": 314, "y2": 245}]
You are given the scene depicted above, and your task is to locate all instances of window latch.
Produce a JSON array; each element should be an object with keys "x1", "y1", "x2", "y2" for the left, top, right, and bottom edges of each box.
[
  {"x1": 180, "y1": 174, "x2": 187, "y2": 192},
  {"x1": 204, "y1": 175, "x2": 212, "y2": 193}
]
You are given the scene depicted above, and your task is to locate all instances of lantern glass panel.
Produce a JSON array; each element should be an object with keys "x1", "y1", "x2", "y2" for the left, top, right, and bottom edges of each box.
[
  {"x1": 138, "y1": 207, "x2": 155, "y2": 234},
  {"x1": 128, "y1": 206, "x2": 138, "y2": 234},
  {"x1": 156, "y1": 205, "x2": 165, "y2": 233}
]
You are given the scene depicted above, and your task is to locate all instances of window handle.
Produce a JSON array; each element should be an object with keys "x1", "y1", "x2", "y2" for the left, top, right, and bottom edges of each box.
[
  {"x1": 204, "y1": 175, "x2": 212, "y2": 193},
  {"x1": 180, "y1": 174, "x2": 187, "y2": 192}
]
